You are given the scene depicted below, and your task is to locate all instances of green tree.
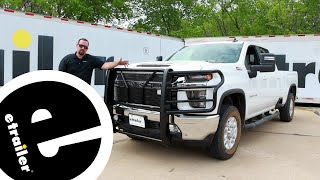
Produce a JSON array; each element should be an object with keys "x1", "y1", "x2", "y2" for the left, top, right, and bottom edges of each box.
[
  {"x1": 130, "y1": 0, "x2": 196, "y2": 35},
  {"x1": 0, "y1": 0, "x2": 133, "y2": 25}
]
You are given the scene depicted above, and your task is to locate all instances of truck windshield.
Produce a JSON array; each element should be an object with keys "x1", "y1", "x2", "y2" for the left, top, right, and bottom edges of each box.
[{"x1": 167, "y1": 43, "x2": 243, "y2": 63}]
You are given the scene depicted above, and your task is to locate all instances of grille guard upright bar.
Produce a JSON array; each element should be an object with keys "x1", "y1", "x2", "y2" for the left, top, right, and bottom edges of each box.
[{"x1": 104, "y1": 68, "x2": 224, "y2": 144}]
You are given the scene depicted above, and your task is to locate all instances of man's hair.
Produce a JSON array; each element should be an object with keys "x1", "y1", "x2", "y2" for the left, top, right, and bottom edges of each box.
[{"x1": 77, "y1": 38, "x2": 89, "y2": 46}]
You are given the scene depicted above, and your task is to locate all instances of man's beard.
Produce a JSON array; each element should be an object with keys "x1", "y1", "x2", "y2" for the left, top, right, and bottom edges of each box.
[{"x1": 79, "y1": 49, "x2": 85, "y2": 56}]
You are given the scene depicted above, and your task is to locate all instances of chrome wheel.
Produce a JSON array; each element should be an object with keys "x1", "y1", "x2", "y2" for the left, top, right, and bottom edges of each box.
[
  {"x1": 210, "y1": 106, "x2": 241, "y2": 160},
  {"x1": 224, "y1": 117, "x2": 238, "y2": 150}
]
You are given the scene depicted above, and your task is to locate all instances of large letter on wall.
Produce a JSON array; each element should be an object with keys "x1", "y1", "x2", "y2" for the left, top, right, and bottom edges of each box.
[
  {"x1": 38, "y1": 35, "x2": 54, "y2": 70},
  {"x1": 13, "y1": 50, "x2": 30, "y2": 78},
  {"x1": 0, "y1": 49, "x2": 4, "y2": 86}
]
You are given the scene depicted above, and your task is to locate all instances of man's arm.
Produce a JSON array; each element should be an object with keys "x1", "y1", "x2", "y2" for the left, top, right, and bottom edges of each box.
[
  {"x1": 58, "y1": 57, "x2": 68, "y2": 72},
  {"x1": 100, "y1": 58, "x2": 129, "y2": 70}
]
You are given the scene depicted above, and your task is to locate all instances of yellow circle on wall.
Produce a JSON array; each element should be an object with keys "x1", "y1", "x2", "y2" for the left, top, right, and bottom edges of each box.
[{"x1": 12, "y1": 29, "x2": 32, "y2": 49}]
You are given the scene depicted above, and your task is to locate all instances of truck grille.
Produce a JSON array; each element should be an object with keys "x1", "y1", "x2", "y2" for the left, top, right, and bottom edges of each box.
[{"x1": 114, "y1": 72, "x2": 163, "y2": 106}]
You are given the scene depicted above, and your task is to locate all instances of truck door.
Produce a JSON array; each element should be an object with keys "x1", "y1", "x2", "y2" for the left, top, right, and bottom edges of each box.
[
  {"x1": 245, "y1": 45, "x2": 270, "y2": 116},
  {"x1": 256, "y1": 46, "x2": 280, "y2": 109}
]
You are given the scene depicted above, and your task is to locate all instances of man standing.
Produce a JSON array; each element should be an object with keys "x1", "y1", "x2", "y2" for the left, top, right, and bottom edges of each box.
[{"x1": 59, "y1": 38, "x2": 129, "y2": 84}]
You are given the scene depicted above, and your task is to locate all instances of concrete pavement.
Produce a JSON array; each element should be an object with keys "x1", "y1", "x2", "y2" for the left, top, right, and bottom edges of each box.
[{"x1": 98, "y1": 109, "x2": 320, "y2": 180}]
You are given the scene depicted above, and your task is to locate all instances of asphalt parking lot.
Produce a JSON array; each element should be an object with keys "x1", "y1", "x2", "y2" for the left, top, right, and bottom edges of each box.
[{"x1": 98, "y1": 107, "x2": 320, "y2": 180}]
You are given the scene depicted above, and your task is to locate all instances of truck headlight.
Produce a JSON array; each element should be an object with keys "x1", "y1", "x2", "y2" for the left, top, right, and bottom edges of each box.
[
  {"x1": 186, "y1": 90, "x2": 206, "y2": 108},
  {"x1": 186, "y1": 74, "x2": 212, "y2": 82}
]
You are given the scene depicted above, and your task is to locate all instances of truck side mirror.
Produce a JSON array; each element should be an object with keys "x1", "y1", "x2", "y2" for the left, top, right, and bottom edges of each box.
[
  {"x1": 260, "y1": 53, "x2": 276, "y2": 65},
  {"x1": 156, "y1": 56, "x2": 163, "y2": 61},
  {"x1": 248, "y1": 63, "x2": 275, "y2": 78},
  {"x1": 254, "y1": 53, "x2": 276, "y2": 72},
  {"x1": 251, "y1": 64, "x2": 275, "y2": 72}
]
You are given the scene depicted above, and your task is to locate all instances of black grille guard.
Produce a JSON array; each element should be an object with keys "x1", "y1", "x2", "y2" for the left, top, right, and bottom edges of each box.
[{"x1": 104, "y1": 68, "x2": 224, "y2": 144}]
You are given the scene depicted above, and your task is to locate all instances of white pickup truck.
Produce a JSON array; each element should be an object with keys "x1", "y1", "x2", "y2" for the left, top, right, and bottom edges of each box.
[{"x1": 104, "y1": 40, "x2": 298, "y2": 160}]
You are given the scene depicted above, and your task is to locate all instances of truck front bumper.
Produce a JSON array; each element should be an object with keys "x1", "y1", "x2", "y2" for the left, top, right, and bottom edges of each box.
[{"x1": 113, "y1": 105, "x2": 220, "y2": 141}]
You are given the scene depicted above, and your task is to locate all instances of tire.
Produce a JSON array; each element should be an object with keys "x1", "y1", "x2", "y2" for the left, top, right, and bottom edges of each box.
[
  {"x1": 279, "y1": 93, "x2": 295, "y2": 122},
  {"x1": 209, "y1": 105, "x2": 242, "y2": 160}
]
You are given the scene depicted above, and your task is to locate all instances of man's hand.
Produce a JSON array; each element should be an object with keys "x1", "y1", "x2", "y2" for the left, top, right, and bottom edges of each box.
[
  {"x1": 101, "y1": 58, "x2": 129, "y2": 70},
  {"x1": 117, "y1": 58, "x2": 129, "y2": 67}
]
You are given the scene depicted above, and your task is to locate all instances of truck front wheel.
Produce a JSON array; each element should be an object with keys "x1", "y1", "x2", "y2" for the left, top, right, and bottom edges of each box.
[
  {"x1": 209, "y1": 105, "x2": 241, "y2": 160},
  {"x1": 279, "y1": 93, "x2": 295, "y2": 122}
]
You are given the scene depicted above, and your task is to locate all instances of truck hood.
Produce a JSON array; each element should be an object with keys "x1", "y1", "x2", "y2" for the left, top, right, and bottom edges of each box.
[{"x1": 129, "y1": 61, "x2": 220, "y2": 71}]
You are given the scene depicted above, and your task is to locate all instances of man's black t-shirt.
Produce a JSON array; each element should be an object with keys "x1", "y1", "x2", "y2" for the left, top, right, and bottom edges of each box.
[{"x1": 59, "y1": 53, "x2": 105, "y2": 84}]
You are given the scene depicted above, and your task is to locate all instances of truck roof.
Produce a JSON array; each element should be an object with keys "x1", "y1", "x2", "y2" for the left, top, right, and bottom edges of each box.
[{"x1": 185, "y1": 40, "x2": 246, "y2": 46}]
